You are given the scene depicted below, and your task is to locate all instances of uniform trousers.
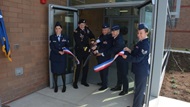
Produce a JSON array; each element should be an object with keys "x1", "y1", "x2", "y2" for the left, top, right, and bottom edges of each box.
[
  {"x1": 132, "y1": 74, "x2": 147, "y2": 107},
  {"x1": 116, "y1": 56, "x2": 129, "y2": 91},
  {"x1": 74, "y1": 50, "x2": 89, "y2": 84}
]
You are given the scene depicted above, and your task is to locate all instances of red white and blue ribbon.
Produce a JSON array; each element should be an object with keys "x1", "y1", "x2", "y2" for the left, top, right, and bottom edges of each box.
[
  {"x1": 94, "y1": 51, "x2": 125, "y2": 72},
  {"x1": 63, "y1": 48, "x2": 80, "y2": 64}
]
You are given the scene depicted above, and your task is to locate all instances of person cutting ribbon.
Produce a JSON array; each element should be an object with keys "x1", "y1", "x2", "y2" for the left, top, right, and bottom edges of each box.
[
  {"x1": 73, "y1": 19, "x2": 95, "y2": 89},
  {"x1": 93, "y1": 25, "x2": 129, "y2": 95},
  {"x1": 91, "y1": 24, "x2": 114, "y2": 91}
]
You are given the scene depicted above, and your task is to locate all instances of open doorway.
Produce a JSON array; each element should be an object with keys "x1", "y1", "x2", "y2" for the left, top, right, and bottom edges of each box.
[
  {"x1": 48, "y1": 0, "x2": 152, "y2": 93},
  {"x1": 48, "y1": 1, "x2": 153, "y2": 106},
  {"x1": 48, "y1": 2, "x2": 143, "y2": 87},
  {"x1": 78, "y1": 7, "x2": 139, "y2": 91}
]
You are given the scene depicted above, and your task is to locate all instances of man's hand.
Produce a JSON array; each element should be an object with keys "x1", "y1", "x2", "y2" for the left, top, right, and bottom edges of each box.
[
  {"x1": 122, "y1": 55, "x2": 127, "y2": 59},
  {"x1": 59, "y1": 51, "x2": 64, "y2": 55},
  {"x1": 93, "y1": 50, "x2": 99, "y2": 54},
  {"x1": 91, "y1": 45, "x2": 97, "y2": 50},
  {"x1": 96, "y1": 53, "x2": 102, "y2": 56},
  {"x1": 124, "y1": 47, "x2": 131, "y2": 53}
]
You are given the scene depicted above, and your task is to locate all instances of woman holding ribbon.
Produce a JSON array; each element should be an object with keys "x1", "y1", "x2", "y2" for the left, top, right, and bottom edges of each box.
[
  {"x1": 122, "y1": 23, "x2": 150, "y2": 107},
  {"x1": 49, "y1": 22, "x2": 69, "y2": 93}
]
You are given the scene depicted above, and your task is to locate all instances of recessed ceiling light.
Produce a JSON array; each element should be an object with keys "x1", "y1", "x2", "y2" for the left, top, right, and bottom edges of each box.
[{"x1": 120, "y1": 10, "x2": 128, "y2": 13}]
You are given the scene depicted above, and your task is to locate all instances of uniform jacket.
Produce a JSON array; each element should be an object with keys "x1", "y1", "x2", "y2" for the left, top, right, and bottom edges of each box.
[
  {"x1": 97, "y1": 33, "x2": 113, "y2": 53},
  {"x1": 49, "y1": 34, "x2": 69, "y2": 62},
  {"x1": 73, "y1": 26, "x2": 95, "y2": 52},
  {"x1": 99, "y1": 34, "x2": 125, "y2": 57},
  {"x1": 126, "y1": 38, "x2": 150, "y2": 76}
]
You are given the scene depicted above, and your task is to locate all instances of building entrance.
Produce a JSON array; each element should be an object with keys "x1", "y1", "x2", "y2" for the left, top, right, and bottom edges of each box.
[{"x1": 48, "y1": 1, "x2": 146, "y2": 90}]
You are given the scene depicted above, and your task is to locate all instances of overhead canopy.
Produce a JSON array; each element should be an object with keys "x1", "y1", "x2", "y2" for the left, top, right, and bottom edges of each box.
[{"x1": 72, "y1": 0, "x2": 151, "y2": 9}]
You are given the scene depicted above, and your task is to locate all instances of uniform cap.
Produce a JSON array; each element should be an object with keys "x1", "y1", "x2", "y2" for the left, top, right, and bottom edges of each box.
[
  {"x1": 78, "y1": 19, "x2": 86, "y2": 24},
  {"x1": 138, "y1": 23, "x2": 148, "y2": 30},
  {"x1": 54, "y1": 22, "x2": 62, "y2": 28},
  {"x1": 111, "y1": 25, "x2": 120, "y2": 31},
  {"x1": 102, "y1": 24, "x2": 110, "y2": 29}
]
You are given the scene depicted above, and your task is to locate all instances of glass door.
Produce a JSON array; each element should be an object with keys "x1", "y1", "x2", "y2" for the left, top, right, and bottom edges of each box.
[{"x1": 48, "y1": 4, "x2": 78, "y2": 88}]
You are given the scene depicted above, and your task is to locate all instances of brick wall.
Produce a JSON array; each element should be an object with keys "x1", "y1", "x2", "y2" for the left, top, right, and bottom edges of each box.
[
  {"x1": 0, "y1": 0, "x2": 66, "y2": 103},
  {"x1": 171, "y1": 0, "x2": 190, "y2": 49}
]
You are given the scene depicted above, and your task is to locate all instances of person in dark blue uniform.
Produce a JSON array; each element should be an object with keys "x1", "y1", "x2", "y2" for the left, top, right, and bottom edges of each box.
[
  {"x1": 121, "y1": 23, "x2": 150, "y2": 107},
  {"x1": 94, "y1": 25, "x2": 129, "y2": 95},
  {"x1": 93, "y1": 24, "x2": 113, "y2": 91},
  {"x1": 49, "y1": 22, "x2": 69, "y2": 93},
  {"x1": 73, "y1": 19, "x2": 95, "y2": 89}
]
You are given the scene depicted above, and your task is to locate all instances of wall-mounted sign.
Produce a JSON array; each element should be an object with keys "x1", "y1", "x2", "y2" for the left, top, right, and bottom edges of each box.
[{"x1": 65, "y1": 16, "x2": 73, "y2": 23}]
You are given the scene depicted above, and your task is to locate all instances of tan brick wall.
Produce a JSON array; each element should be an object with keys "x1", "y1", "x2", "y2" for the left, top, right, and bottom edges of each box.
[
  {"x1": 171, "y1": 0, "x2": 190, "y2": 49},
  {"x1": 0, "y1": 0, "x2": 66, "y2": 103},
  {"x1": 171, "y1": 32, "x2": 190, "y2": 49}
]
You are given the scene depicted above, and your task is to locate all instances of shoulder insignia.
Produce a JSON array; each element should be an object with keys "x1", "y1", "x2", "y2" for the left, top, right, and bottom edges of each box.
[
  {"x1": 74, "y1": 30, "x2": 78, "y2": 33},
  {"x1": 62, "y1": 39, "x2": 66, "y2": 42},
  {"x1": 87, "y1": 29, "x2": 90, "y2": 34},
  {"x1": 141, "y1": 49, "x2": 147, "y2": 55},
  {"x1": 103, "y1": 41, "x2": 108, "y2": 44}
]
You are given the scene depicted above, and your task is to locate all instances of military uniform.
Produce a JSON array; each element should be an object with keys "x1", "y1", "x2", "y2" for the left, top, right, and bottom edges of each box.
[
  {"x1": 50, "y1": 34, "x2": 69, "y2": 74},
  {"x1": 49, "y1": 21, "x2": 69, "y2": 93},
  {"x1": 73, "y1": 20, "x2": 95, "y2": 88},
  {"x1": 99, "y1": 25, "x2": 129, "y2": 95},
  {"x1": 96, "y1": 25, "x2": 113, "y2": 90},
  {"x1": 124, "y1": 24, "x2": 150, "y2": 107}
]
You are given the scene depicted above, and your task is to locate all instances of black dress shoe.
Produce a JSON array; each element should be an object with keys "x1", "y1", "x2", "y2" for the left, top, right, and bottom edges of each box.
[
  {"x1": 73, "y1": 83, "x2": 78, "y2": 89},
  {"x1": 81, "y1": 82, "x2": 89, "y2": 87},
  {"x1": 110, "y1": 86, "x2": 121, "y2": 91},
  {"x1": 97, "y1": 82, "x2": 102, "y2": 86},
  {"x1": 119, "y1": 90, "x2": 128, "y2": 95},
  {"x1": 54, "y1": 86, "x2": 58, "y2": 93},
  {"x1": 99, "y1": 87, "x2": 107, "y2": 91},
  {"x1": 62, "y1": 86, "x2": 66, "y2": 92}
]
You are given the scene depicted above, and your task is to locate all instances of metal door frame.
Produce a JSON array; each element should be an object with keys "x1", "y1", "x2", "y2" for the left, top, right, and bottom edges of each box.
[
  {"x1": 48, "y1": 1, "x2": 151, "y2": 89},
  {"x1": 72, "y1": 1, "x2": 144, "y2": 9}
]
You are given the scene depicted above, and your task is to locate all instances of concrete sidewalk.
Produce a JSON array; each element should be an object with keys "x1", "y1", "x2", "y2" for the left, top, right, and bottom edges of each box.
[
  {"x1": 149, "y1": 96, "x2": 190, "y2": 107},
  {"x1": 8, "y1": 84, "x2": 134, "y2": 107},
  {"x1": 7, "y1": 84, "x2": 190, "y2": 107}
]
